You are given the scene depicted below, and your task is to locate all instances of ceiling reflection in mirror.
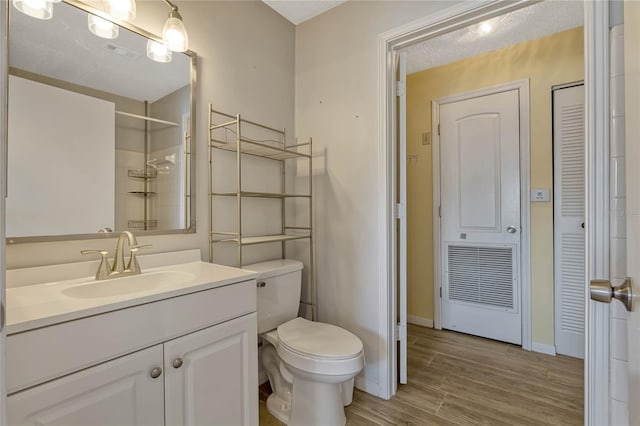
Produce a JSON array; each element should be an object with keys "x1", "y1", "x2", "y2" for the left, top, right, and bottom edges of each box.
[{"x1": 7, "y1": 0, "x2": 196, "y2": 242}]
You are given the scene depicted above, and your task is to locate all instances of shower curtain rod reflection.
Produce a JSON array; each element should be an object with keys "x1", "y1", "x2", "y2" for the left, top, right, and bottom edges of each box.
[{"x1": 115, "y1": 110, "x2": 180, "y2": 127}]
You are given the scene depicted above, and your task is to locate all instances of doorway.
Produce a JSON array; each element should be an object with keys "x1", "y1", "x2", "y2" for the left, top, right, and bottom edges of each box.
[
  {"x1": 382, "y1": 0, "x2": 604, "y2": 420},
  {"x1": 398, "y1": 1, "x2": 582, "y2": 370}
]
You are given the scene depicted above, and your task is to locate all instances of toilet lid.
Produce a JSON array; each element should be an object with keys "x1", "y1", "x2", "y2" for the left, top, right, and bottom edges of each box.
[{"x1": 277, "y1": 318, "x2": 363, "y2": 360}]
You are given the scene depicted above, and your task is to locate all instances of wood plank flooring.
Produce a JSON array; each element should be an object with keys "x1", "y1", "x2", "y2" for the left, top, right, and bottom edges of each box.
[{"x1": 260, "y1": 324, "x2": 584, "y2": 425}]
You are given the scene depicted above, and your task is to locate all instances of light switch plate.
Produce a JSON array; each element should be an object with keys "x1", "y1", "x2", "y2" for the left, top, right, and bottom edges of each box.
[
  {"x1": 531, "y1": 188, "x2": 550, "y2": 202},
  {"x1": 422, "y1": 132, "x2": 431, "y2": 145}
]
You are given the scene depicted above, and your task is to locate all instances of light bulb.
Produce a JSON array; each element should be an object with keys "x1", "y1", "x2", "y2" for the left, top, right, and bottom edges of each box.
[
  {"x1": 88, "y1": 14, "x2": 119, "y2": 39},
  {"x1": 162, "y1": 11, "x2": 188, "y2": 52},
  {"x1": 479, "y1": 22, "x2": 492, "y2": 35},
  {"x1": 106, "y1": 0, "x2": 136, "y2": 22},
  {"x1": 147, "y1": 40, "x2": 172, "y2": 63},
  {"x1": 12, "y1": 0, "x2": 53, "y2": 20}
]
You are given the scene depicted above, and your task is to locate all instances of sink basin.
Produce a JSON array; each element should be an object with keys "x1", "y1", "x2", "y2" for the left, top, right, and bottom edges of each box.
[{"x1": 62, "y1": 271, "x2": 196, "y2": 299}]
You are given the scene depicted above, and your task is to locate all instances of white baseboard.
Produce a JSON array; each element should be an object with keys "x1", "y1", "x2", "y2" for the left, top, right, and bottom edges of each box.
[
  {"x1": 407, "y1": 315, "x2": 434, "y2": 328},
  {"x1": 355, "y1": 375, "x2": 383, "y2": 399},
  {"x1": 532, "y1": 342, "x2": 556, "y2": 356}
]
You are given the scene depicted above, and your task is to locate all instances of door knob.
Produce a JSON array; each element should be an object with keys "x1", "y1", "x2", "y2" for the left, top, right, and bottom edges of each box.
[
  {"x1": 506, "y1": 226, "x2": 518, "y2": 234},
  {"x1": 590, "y1": 277, "x2": 633, "y2": 312},
  {"x1": 172, "y1": 358, "x2": 184, "y2": 369}
]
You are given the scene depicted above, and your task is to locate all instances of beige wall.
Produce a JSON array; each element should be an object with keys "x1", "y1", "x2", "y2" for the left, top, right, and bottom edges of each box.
[
  {"x1": 296, "y1": 0, "x2": 460, "y2": 396},
  {"x1": 406, "y1": 27, "x2": 584, "y2": 346},
  {"x1": 6, "y1": 1, "x2": 295, "y2": 268}
]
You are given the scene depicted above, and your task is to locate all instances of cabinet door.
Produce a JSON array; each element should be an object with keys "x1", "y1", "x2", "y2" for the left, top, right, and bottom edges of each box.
[
  {"x1": 164, "y1": 313, "x2": 258, "y2": 426},
  {"x1": 7, "y1": 345, "x2": 164, "y2": 426}
]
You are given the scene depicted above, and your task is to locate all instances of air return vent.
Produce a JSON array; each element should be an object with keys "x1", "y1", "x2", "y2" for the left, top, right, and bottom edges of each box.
[{"x1": 447, "y1": 245, "x2": 515, "y2": 309}]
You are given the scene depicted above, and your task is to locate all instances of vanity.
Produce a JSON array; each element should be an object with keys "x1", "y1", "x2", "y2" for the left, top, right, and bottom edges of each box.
[{"x1": 5, "y1": 249, "x2": 259, "y2": 425}]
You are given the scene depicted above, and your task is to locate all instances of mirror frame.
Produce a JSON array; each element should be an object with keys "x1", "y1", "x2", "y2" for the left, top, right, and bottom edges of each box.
[{"x1": 6, "y1": 0, "x2": 197, "y2": 244}]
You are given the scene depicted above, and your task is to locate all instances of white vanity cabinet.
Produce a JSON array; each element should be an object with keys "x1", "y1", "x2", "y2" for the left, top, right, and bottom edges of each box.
[
  {"x1": 6, "y1": 267, "x2": 259, "y2": 426},
  {"x1": 7, "y1": 345, "x2": 165, "y2": 426},
  {"x1": 164, "y1": 314, "x2": 258, "y2": 425}
]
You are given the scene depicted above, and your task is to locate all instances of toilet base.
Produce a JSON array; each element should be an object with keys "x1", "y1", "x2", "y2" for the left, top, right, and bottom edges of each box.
[
  {"x1": 266, "y1": 393, "x2": 291, "y2": 425},
  {"x1": 290, "y1": 376, "x2": 346, "y2": 426}
]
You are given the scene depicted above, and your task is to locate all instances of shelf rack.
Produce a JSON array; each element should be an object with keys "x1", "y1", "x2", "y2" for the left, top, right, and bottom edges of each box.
[{"x1": 208, "y1": 105, "x2": 315, "y2": 320}]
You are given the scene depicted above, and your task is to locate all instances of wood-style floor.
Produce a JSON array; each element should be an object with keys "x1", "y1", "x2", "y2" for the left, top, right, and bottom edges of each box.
[{"x1": 259, "y1": 324, "x2": 584, "y2": 426}]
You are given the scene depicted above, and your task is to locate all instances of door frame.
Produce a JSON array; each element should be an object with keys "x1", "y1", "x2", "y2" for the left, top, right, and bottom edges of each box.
[
  {"x1": 430, "y1": 80, "x2": 531, "y2": 349},
  {"x1": 378, "y1": 1, "x2": 610, "y2": 422},
  {"x1": 1, "y1": 0, "x2": 7, "y2": 422}
]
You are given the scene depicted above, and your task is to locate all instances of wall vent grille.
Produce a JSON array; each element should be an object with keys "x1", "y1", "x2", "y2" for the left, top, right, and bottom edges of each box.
[{"x1": 447, "y1": 245, "x2": 514, "y2": 309}]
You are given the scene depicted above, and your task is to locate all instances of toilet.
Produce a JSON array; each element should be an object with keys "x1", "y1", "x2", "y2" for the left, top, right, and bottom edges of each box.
[{"x1": 245, "y1": 259, "x2": 365, "y2": 426}]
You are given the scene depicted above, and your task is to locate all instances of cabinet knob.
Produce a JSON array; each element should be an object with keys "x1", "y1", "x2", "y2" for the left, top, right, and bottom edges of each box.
[
  {"x1": 172, "y1": 358, "x2": 184, "y2": 369},
  {"x1": 150, "y1": 367, "x2": 162, "y2": 379}
]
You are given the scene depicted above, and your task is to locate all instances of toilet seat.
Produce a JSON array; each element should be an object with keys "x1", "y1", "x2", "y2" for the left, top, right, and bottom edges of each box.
[{"x1": 274, "y1": 318, "x2": 365, "y2": 376}]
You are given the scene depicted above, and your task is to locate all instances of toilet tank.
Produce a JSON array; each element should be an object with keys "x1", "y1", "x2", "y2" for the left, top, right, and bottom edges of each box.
[{"x1": 243, "y1": 259, "x2": 303, "y2": 334}]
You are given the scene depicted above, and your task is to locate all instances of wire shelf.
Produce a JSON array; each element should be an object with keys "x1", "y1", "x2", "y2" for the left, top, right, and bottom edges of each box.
[
  {"x1": 128, "y1": 168, "x2": 157, "y2": 179},
  {"x1": 128, "y1": 219, "x2": 158, "y2": 230},
  {"x1": 209, "y1": 137, "x2": 310, "y2": 161}
]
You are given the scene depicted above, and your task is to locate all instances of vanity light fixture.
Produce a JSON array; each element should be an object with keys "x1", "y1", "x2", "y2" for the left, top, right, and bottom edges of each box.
[
  {"x1": 12, "y1": 0, "x2": 59, "y2": 20},
  {"x1": 88, "y1": 14, "x2": 119, "y2": 39},
  {"x1": 161, "y1": 0, "x2": 189, "y2": 52},
  {"x1": 105, "y1": 0, "x2": 136, "y2": 22},
  {"x1": 146, "y1": 39, "x2": 172, "y2": 63}
]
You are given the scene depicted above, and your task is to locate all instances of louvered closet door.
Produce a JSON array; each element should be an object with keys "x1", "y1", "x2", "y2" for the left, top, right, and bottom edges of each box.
[
  {"x1": 440, "y1": 89, "x2": 521, "y2": 345},
  {"x1": 553, "y1": 84, "x2": 585, "y2": 359}
]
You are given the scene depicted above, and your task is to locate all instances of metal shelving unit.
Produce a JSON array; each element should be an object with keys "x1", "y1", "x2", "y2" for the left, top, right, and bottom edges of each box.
[{"x1": 208, "y1": 105, "x2": 315, "y2": 319}]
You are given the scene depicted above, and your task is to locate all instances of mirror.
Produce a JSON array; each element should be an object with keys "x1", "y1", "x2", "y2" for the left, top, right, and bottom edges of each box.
[{"x1": 7, "y1": 0, "x2": 196, "y2": 242}]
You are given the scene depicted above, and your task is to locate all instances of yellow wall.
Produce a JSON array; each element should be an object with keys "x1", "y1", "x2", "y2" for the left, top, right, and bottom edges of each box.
[{"x1": 406, "y1": 27, "x2": 584, "y2": 345}]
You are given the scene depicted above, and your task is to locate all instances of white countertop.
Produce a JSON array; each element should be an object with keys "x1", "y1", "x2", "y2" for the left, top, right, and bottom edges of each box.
[{"x1": 6, "y1": 250, "x2": 257, "y2": 335}]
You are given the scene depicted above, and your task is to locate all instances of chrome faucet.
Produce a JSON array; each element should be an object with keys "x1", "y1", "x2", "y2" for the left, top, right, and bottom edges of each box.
[{"x1": 81, "y1": 231, "x2": 151, "y2": 280}]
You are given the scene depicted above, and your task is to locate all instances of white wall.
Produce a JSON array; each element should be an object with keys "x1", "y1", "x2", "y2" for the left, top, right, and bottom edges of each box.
[
  {"x1": 6, "y1": 1, "x2": 295, "y2": 268},
  {"x1": 295, "y1": 0, "x2": 458, "y2": 397}
]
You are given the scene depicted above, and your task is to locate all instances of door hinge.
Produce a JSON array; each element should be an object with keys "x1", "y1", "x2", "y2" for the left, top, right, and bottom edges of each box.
[
  {"x1": 437, "y1": 123, "x2": 440, "y2": 136},
  {"x1": 440, "y1": 287, "x2": 442, "y2": 298},
  {"x1": 438, "y1": 205, "x2": 441, "y2": 218},
  {"x1": 395, "y1": 203, "x2": 405, "y2": 219},
  {"x1": 396, "y1": 323, "x2": 402, "y2": 341},
  {"x1": 396, "y1": 81, "x2": 406, "y2": 97}
]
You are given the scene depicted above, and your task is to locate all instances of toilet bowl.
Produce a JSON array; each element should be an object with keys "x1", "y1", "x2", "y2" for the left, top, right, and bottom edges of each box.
[{"x1": 245, "y1": 260, "x2": 365, "y2": 426}]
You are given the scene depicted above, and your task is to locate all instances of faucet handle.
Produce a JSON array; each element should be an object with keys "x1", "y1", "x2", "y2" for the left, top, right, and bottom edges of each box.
[
  {"x1": 80, "y1": 249, "x2": 108, "y2": 256},
  {"x1": 127, "y1": 245, "x2": 152, "y2": 274},
  {"x1": 81, "y1": 250, "x2": 111, "y2": 280}
]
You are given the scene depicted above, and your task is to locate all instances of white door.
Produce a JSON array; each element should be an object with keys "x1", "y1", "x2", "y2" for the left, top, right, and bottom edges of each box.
[
  {"x1": 6, "y1": 345, "x2": 164, "y2": 425},
  {"x1": 164, "y1": 314, "x2": 258, "y2": 426},
  {"x1": 624, "y1": 6, "x2": 640, "y2": 424},
  {"x1": 439, "y1": 89, "x2": 522, "y2": 345},
  {"x1": 396, "y1": 51, "x2": 408, "y2": 385},
  {"x1": 553, "y1": 84, "x2": 586, "y2": 359}
]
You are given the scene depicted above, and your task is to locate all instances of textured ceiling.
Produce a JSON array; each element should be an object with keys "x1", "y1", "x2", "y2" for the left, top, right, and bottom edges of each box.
[
  {"x1": 402, "y1": 1, "x2": 584, "y2": 75},
  {"x1": 9, "y1": 1, "x2": 190, "y2": 102},
  {"x1": 262, "y1": 0, "x2": 346, "y2": 25}
]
